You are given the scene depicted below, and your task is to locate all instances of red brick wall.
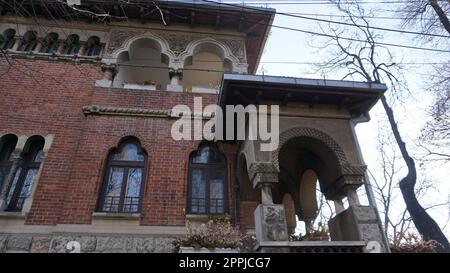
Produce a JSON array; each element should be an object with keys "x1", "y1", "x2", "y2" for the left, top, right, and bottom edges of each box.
[
  {"x1": 0, "y1": 59, "x2": 239, "y2": 226},
  {"x1": 239, "y1": 201, "x2": 259, "y2": 229}
]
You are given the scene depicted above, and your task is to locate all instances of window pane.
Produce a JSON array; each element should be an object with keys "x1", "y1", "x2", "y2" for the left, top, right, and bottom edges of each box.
[
  {"x1": 34, "y1": 149, "x2": 44, "y2": 163},
  {"x1": 0, "y1": 138, "x2": 17, "y2": 161},
  {"x1": 16, "y1": 168, "x2": 39, "y2": 209},
  {"x1": 103, "y1": 167, "x2": 124, "y2": 212},
  {"x1": 67, "y1": 44, "x2": 80, "y2": 55},
  {"x1": 192, "y1": 146, "x2": 224, "y2": 164},
  {"x1": 190, "y1": 169, "x2": 206, "y2": 213},
  {"x1": 112, "y1": 143, "x2": 144, "y2": 162},
  {"x1": 0, "y1": 165, "x2": 8, "y2": 190},
  {"x1": 6, "y1": 167, "x2": 22, "y2": 206},
  {"x1": 209, "y1": 179, "x2": 224, "y2": 214},
  {"x1": 124, "y1": 168, "x2": 143, "y2": 212}
]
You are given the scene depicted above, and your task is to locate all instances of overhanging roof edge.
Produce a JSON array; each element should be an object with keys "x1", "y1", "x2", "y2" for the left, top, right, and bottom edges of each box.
[{"x1": 221, "y1": 73, "x2": 387, "y2": 91}]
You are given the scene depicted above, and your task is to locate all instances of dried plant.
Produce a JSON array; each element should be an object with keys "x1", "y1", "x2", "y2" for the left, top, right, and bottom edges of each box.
[
  {"x1": 291, "y1": 222, "x2": 331, "y2": 241},
  {"x1": 173, "y1": 216, "x2": 255, "y2": 251},
  {"x1": 390, "y1": 231, "x2": 442, "y2": 253}
]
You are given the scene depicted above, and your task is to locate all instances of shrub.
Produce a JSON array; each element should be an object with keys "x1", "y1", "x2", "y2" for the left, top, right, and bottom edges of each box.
[
  {"x1": 390, "y1": 232, "x2": 441, "y2": 253},
  {"x1": 173, "y1": 216, "x2": 255, "y2": 251}
]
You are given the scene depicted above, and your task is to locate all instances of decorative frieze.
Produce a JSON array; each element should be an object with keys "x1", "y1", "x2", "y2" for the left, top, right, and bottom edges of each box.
[
  {"x1": 82, "y1": 105, "x2": 214, "y2": 119},
  {"x1": 107, "y1": 30, "x2": 145, "y2": 54},
  {"x1": 107, "y1": 30, "x2": 246, "y2": 62}
]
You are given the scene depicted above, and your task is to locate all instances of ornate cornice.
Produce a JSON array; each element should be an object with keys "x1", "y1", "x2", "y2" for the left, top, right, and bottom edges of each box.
[{"x1": 82, "y1": 105, "x2": 214, "y2": 119}]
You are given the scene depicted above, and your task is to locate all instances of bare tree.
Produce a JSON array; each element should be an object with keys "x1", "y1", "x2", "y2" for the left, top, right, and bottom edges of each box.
[
  {"x1": 398, "y1": 0, "x2": 450, "y2": 162},
  {"x1": 369, "y1": 119, "x2": 449, "y2": 247},
  {"x1": 316, "y1": 1, "x2": 450, "y2": 252}
]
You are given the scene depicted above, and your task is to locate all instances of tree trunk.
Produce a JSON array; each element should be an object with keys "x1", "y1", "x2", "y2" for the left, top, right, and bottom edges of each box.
[
  {"x1": 429, "y1": 0, "x2": 450, "y2": 35},
  {"x1": 380, "y1": 95, "x2": 450, "y2": 252}
]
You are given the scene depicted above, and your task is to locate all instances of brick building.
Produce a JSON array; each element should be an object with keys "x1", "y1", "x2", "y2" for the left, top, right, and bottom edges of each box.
[{"x1": 0, "y1": 1, "x2": 387, "y2": 253}]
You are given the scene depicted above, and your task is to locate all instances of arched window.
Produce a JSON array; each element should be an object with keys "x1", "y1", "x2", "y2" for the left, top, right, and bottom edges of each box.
[
  {"x1": 0, "y1": 29, "x2": 16, "y2": 50},
  {"x1": 86, "y1": 36, "x2": 102, "y2": 56},
  {"x1": 0, "y1": 135, "x2": 18, "y2": 190},
  {"x1": 188, "y1": 144, "x2": 227, "y2": 214},
  {"x1": 18, "y1": 31, "x2": 37, "y2": 52},
  {"x1": 98, "y1": 139, "x2": 147, "y2": 213},
  {"x1": 6, "y1": 137, "x2": 44, "y2": 212},
  {"x1": 41, "y1": 32, "x2": 59, "y2": 54},
  {"x1": 65, "y1": 34, "x2": 80, "y2": 55}
]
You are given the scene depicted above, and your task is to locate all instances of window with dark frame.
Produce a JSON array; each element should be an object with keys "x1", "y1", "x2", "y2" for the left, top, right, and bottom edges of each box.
[
  {"x1": 65, "y1": 34, "x2": 80, "y2": 55},
  {"x1": 0, "y1": 29, "x2": 16, "y2": 50},
  {"x1": 188, "y1": 144, "x2": 227, "y2": 215},
  {"x1": 97, "y1": 140, "x2": 146, "y2": 213},
  {"x1": 41, "y1": 32, "x2": 59, "y2": 54},
  {"x1": 0, "y1": 136, "x2": 18, "y2": 192},
  {"x1": 86, "y1": 36, "x2": 102, "y2": 56},
  {"x1": 18, "y1": 31, "x2": 37, "y2": 52},
  {"x1": 6, "y1": 139, "x2": 44, "y2": 212}
]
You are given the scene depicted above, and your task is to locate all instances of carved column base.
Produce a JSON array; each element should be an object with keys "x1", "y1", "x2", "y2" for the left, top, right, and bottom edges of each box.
[
  {"x1": 328, "y1": 205, "x2": 389, "y2": 253},
  {"x1": 254, "y1": 204, "x2": 289, "y2": 244},
  {"x1": 166, "y1": 84, "x2": 183, "y2": 92}
]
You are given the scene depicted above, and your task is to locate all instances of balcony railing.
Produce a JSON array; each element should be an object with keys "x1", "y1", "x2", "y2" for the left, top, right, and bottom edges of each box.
[{"x1": 100, "y1": 196, "x2": 140, "y2": 213}]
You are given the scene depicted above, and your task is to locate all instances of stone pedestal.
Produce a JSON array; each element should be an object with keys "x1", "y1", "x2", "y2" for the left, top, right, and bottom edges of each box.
[
  {"x1": 329, "y1": 205, "x2": 388, "y2": 252},
  {"x1": 254, "y1": 204, "x2": 289, "y2": 243}
]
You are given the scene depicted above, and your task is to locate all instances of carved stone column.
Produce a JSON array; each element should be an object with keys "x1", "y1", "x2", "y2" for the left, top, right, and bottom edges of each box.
[
  {"x1": 328, "y1": 164, "x2": 388, "y2": 252},
  {"x1": 56, "y1": 42, "x2": 65, "y2": 55},
  {"x1": 333, "y1": 198, "x2": 345, "y2": 214},
  {"x1": 78, "y1": 42, "x2": 87, "y2": 56},
  {"x1": 101, "y1": 64, "x2": 117, "y2": 81},
  {"x1": 11, "y1": 37, "x2": 22, "y2": 51},
  {"x1": 248, "y1": 162, "x2": 289, "y2": 252},
  {"x1": 33, "y1": 40, "x2": 43, "y2": 54},
  {"x1": 95, "y1": 63, "x2": 117, "y2": 88},
  {"x1": 167, "y1": 68, "x2": 183, "y2": 92}
]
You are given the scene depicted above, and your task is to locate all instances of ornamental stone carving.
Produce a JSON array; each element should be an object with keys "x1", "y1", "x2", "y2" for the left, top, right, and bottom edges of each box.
[
  {"x1": 107, "y1": 30, "x2": 145, "y2": 54},
  {"x1": 158, "y1": 33, "x2": 194, "y2": 56},
  {"x1": 217, "y1": 38, "x2": 246, "y2": 62},
  {"x1": 255, "y1": 204, "x2": 289, "y2": 242},
  {"x1": 106, "y1": 30, "x2": 247, "y2": 65}
]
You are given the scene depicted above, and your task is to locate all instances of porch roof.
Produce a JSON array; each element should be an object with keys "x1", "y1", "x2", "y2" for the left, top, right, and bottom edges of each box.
[{"x1": 219, "y1": 73, "x2": 387, "y2": 118}]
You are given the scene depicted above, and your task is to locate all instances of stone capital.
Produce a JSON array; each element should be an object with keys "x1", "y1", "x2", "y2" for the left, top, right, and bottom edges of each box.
[
  {"x1": 168, "y1": 68, "x2": 183, "y2": 80},
  {"x1": 101, "y1": 63, "x2": 117, "y2": 79},
  {"x1": 247, "y1": 162, "x2": 279, "y2": 189}
]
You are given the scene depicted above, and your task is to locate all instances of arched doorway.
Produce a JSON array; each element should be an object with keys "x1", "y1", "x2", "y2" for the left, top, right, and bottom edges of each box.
[{"x1": 274, "y1": 134, "x2": 343, "y2": 239}]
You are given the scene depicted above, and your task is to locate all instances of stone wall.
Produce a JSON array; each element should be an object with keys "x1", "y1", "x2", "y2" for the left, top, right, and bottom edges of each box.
[{"x1": 0, "y1": 233, "x2": 176, "y2": 253}]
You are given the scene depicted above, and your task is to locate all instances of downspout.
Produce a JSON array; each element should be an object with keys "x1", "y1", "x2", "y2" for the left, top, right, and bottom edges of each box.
[
  {"x1": 350, "y1": 112, "x2": 391, "y2": 253},
  {"x1": 233, "y1": 153, "x2": 240, "y2": 227}
]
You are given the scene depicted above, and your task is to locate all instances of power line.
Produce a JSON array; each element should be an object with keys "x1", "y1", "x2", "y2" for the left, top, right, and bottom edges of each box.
[
  {"x1": 102, "y1": 57, "x2": 449, "y2": 65},
  {"x1": 284, "y1": 12, "x2": 436, "y2": 21},
  {"x1": 206, "y1": 0, "x2": 436, "y2": 5},
  {"x1": 4, "y1": 1, "x2": 450, "y2": 53},
  {"x1": 202, "y1": 0, "x2": 450, "y2": 38},
  {"x1": 199, "y1": 0, "x2": 450, "y2": 53}
]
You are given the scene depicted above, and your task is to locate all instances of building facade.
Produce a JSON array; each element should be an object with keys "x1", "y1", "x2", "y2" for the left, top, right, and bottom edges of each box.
[{"x1": 0, "y1": 1, "x2": 387, "y2": 253}]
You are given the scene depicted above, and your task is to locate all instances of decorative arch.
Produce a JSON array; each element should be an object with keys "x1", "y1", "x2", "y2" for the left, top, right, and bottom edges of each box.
[
  {"x1": 107, "y1": 33, "x2": 174, "y2": 65},
  {"x1": 187, "y1": 142, "x2": 228, "y2": 214},
  {"x1": 271, "y1": 126, "x2": 349, "y2": 171},
  {"x1": 179, "y1": 38, "x2": 240, "y2": 69},
  {"x1": 0, "y1": 29, "x2": 16, "y2": 50},
  {"x1": 97, "y1": 135, "x2": 148, "y2": 213},
  {"x1": 5, "y1": 135, "x2": 45, "y2": 212}
]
